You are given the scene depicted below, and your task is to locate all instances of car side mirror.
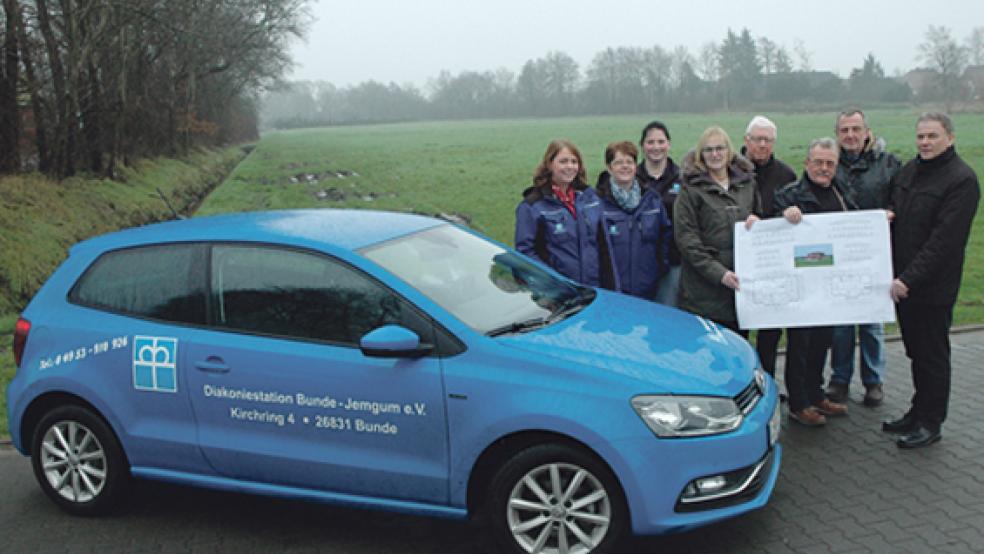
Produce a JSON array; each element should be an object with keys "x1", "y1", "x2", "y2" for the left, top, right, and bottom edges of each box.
[{"x1": 359, "y1": 325, "x2": 433, "y2": 359}]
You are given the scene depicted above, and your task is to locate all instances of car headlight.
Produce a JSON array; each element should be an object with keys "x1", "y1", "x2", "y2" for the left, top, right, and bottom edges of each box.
[
  {"x1": 754, "y1": 366, "x2": 768, "y2": 396},
  {"x1": 632, "y1": 395, "x2": 743, "y2": 438}
]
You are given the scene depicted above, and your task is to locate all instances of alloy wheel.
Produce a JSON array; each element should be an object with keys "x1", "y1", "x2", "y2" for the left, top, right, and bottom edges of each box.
[
  {"x1": 39, "y1": 420, "x2": 108, "y2": 503},
  {"x1": 506, "y1": 462, "x2": 611, "y2": 554}
]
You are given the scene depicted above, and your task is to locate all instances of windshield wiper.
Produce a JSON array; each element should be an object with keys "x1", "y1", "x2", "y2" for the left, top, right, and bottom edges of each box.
[
  {"x1": 485, "y1": 317, "x2": 550, "y2": 337},
  {"x1": 546, "y1": 288, "x2": 596, "y2": 322}
]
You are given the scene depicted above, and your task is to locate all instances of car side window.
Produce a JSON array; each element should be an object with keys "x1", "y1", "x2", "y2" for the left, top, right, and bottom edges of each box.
[
  {"x1": 210, "y1": 245, "x2": 431, "y2": 346},
  {"x1": 70, "y1": 244, "x2": 207, "y2": 324}
]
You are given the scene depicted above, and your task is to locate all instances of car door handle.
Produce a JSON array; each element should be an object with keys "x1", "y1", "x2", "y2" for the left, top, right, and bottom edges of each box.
[{"x1": 195, "y1": 357, "x2": 230, "y2": 373}]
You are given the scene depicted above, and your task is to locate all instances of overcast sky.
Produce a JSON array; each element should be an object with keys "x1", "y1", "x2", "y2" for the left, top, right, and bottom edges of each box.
[{"x1": 288, "y1": 0, "x2": 982, "y2": 89}]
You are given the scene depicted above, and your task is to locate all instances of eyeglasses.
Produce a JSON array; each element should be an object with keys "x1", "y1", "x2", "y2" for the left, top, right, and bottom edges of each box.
[
  {"x1": 701, "y1": 145, "x2": 727, "y2": 154},
  {"x1": 808, "y1": 159, "x2": 837, "y2": 169},
  {"x1": 747, "y1": 136, "x2": 775, "y2": 144}
]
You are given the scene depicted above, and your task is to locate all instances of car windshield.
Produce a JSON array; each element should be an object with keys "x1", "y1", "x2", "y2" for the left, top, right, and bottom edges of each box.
[{"x1": 361, "y1": 224, "x2": 594, "y2": 335}]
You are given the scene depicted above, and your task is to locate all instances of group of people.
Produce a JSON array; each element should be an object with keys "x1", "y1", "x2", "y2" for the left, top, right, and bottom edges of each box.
[{"x1": 514, "y1": 109, "x2": 979, "y2": 449}]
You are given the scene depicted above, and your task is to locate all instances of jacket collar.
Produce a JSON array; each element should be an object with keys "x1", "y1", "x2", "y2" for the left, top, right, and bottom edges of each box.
[
  {"x1": 917, "y1": 145, "x2": 957, "y2": 168},
  {"x1": 739, "y1": 146, "x2": 777, "y2": 170},
  {"x1": 680, "y1": 149, "x2": 756, "y2": 189},
  {"x1": 523, "y1": 179, "x2": 588, "y2": 204}
]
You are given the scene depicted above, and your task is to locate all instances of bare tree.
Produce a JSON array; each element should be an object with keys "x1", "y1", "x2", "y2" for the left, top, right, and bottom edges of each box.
[
  {"x1": 758, "y1": 37, "x2": 777, "y2": 74},
  {"x1": 968, "y1": 26, "x2": 984, "y2": 66},
  {"x1": 540, "y1": 51, "x2": 580, "y2": 114},
  {"x1": 793, "y1": 39, "x2": 813, "y2": 72},
  {"x1": 919, "y1": 25, "x2": 969, "y2": 110},
  {"x1": 695, "y1": 41, "x2": 718, "y2": 82},
  {"x1": 669, "y1": 45, "x2": 694, "y2": 89},
  {"x1": 3, "y1": 0, "x2": 309, "y2": 178},
  {"x1": 641, "y1": 45, "x2": 672, "y2": 110},
  {"x1": 1, "y1": 0, "x2": 21, "y2": 172},
  {"x1": 774, "y1": 46, "x2": 793, "y2": 73}
]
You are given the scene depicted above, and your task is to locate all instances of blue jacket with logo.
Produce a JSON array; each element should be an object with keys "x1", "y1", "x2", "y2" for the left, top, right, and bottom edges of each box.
[
  {"x1": 637, "y1": 158, "x2": 683, "y2": 266},
  {"x1": 595, "y1": 176, "x2": 672, "y2": 299},
  {"x1": 515, "y1": 182, "x2": 612, "y2": 287}
]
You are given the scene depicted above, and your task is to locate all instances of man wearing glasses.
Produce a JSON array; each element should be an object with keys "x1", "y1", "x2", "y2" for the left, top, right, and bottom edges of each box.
[
  {"x1": 742, "y1": 115, "x2": 797, "y2": 379},
  {"x1": 827, "y1": 108, "x2": 901, "y2": 407},
  {"x1": 774, "y1": 138, "x2": 857, "y2": 426}
]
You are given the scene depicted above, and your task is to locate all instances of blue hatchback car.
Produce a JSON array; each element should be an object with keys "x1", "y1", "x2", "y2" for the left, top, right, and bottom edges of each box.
[{"x1": 7, "y1": 209, "x2": 780, "y2": 553}]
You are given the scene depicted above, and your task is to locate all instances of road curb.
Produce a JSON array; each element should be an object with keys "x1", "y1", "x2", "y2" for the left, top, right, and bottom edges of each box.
[{"x1": 770, "y1": 323, "x2": 984, "y2": 355}]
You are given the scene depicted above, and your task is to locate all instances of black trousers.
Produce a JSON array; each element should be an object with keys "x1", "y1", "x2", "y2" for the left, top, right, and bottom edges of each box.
[
  {"x1": 897, "y1": 300, "x2": 953, "y2": 431},
  {"x1": 784, "y1": 326, "x2": 833, "y2": 412},
  {"x1": 756, "y1": 328, "x2": 783, "y2": 377}
]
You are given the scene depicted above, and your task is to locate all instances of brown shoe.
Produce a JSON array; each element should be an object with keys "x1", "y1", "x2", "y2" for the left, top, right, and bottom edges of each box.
[
  {"x1": 864, "y1": 384, "x2": 884, "y2": 407},
  {"x1": 814, "y1": 398, "x2": 848, "y2": 417},
  {"x1": 790, "y1": 407, "x2": 827, "y2": 426},
  {"x1": 825, "y1": 382, "x2": 848, "y2": 402}
]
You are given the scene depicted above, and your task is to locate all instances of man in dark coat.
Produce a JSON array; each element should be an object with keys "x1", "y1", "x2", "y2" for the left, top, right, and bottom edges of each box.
[
  {"x1": 828, "y1": 109, "x2": 901, "y2": 407},
  {"x1": 884, "y1": 112, "x2": 980, "y2": 448},
  {"x1": 742, "y1": 115, "x2": 797, "y2": 378},
  {"x1": 774, "y1": 138, "x2": 856, "y2": 427}
]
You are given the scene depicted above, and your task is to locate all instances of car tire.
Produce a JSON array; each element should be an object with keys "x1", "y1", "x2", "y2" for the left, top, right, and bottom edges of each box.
[
  {"x1": 30, "y1": 405, "x2": 130, "y2": 516},
  {"x1": 486, "y1": 443, "x2": 628, "y2": 554}
]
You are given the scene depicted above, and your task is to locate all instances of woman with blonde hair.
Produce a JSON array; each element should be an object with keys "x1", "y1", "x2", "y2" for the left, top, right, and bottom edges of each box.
[{"x1": 673, "y1": 126, "x2": 760, "y2": 334}]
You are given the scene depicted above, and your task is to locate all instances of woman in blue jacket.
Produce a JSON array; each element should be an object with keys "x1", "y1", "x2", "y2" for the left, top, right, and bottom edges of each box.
[
  {"x1": 595, "y1": 141, "x2": 672, "y2": 299},
  {"x1": 515, "y1": 139, "x2": 611, "y2": 286}
]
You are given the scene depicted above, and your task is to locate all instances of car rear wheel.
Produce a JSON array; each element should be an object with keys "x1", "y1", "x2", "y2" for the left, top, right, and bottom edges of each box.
[
  {"x1": 31, "y1": 405, "x2": 129, "y2": 516},
  {"x1": 487, "y1": 443, "x2": 628, "y2": 554}
]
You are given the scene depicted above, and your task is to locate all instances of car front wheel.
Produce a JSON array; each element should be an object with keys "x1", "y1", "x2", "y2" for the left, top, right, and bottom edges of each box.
[
  {"x1": 31, "y1": 405, "x2": 130, "y2": 516},
  {"x1": 487, "y1": 443, "x2": 628, "y2": 554}
]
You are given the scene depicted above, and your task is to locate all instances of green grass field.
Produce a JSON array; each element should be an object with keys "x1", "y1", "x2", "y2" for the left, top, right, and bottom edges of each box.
[{"x1": 199, "y1": 109, "x2": 984, "y2": 325}]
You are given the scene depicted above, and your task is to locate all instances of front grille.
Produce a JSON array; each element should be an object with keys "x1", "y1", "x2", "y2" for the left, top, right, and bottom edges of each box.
[{"x1": 734, "y1": 379, "x2": 762, "y2": 414}]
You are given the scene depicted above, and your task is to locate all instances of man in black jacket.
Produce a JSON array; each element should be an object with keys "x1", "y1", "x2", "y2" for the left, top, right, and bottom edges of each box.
[
  {"x1": 884, "y1": 112, "x2": 980, "y2": 448},
  {"x1": 774, "y1": 138, "x2": 854, "y2": 426},
  {"x1": 742, "y1": 115, "x2": 796, "y2": 378},
  {"x1": 829, "y1": 109, "x2": 901, "y2": 407}
]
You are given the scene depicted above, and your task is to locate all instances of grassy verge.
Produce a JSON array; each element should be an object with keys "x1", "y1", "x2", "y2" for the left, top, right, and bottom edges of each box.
[
  {"x1": 0, "y1": 147, "x2": 249, "y2": 316},
  {"x1": 1, "y1": 317, "x2": 12, "y2": 442},
  {"x1": 0, "y1": 332, "x2": 14, "y2": 440},
  {"x1": 1, "y1": 147, "x2": 250, "y2": 439}
]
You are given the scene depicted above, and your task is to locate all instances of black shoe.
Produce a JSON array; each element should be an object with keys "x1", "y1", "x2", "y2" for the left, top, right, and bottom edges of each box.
[
  {"x1": 897, "y1": 425, "x2": 942, "y2": 449},
  {"x1": 825, "y1": 382, "x2": 848, "y2": 402},
  {"x1": 882, "y1": 414, "x2": 918, "y2": 434},
  {"x1": 863, "y1": 384, "x2": 884, "y2": 407}
]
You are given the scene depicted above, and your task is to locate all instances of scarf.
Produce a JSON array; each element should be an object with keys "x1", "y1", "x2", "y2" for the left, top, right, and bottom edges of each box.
[{"x1": 610, "y1": 178, "x2": 642, "y2": 212}]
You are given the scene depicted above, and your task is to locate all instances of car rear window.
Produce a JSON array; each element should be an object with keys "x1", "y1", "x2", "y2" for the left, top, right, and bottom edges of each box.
[{"x1": 70, "y1": 243, "x2": 208, "y2": 324}]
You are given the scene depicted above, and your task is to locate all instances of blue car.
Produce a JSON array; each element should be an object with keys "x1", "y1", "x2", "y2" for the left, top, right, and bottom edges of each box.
[{"x1": 7, "y1": 209, "x2": 780, "y2": 553}]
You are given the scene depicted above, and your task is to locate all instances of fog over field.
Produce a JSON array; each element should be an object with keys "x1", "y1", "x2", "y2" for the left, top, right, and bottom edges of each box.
[{"x1": 290, "y1": 0, "x2": 983, "y2": 86}]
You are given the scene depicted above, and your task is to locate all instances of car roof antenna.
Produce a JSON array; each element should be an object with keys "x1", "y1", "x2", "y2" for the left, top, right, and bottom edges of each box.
[{"x1": 155, "y1": 188, "x2": 187, "y2": 220}]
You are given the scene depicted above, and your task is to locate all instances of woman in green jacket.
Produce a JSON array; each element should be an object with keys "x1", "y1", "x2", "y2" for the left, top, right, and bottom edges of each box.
[{"x1": 674, "y1": 126, "x2": 760, "y2": 334}]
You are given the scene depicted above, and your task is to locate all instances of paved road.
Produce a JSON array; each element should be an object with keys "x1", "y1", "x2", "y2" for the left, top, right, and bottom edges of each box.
[{"x1": 4, "y1": 331, "x2": 984, "y2": 553}]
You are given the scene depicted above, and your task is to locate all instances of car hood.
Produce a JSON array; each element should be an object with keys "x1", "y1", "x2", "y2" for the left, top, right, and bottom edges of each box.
[{"x1": 497, "y1": 290, "x2": 757, "y2": 396}]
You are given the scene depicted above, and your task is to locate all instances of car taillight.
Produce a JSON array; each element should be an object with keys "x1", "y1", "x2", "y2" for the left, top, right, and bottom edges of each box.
[{"x1": 13, "y1": 317, "x2": 30, "y2": 368}]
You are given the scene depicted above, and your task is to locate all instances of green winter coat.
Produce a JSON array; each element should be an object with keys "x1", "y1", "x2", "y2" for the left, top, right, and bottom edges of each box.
[{"x1": 674, "y1": 151, "x2": 760, "y2": 326}]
